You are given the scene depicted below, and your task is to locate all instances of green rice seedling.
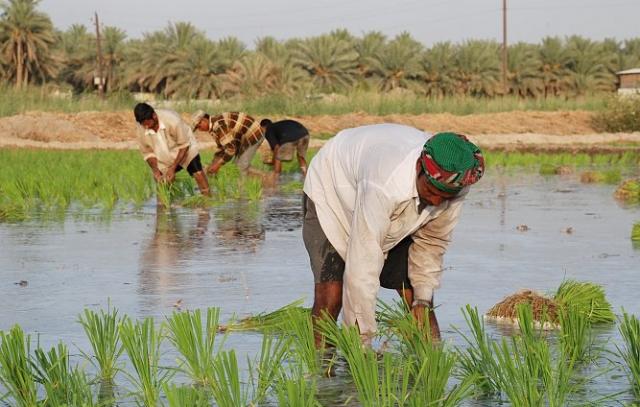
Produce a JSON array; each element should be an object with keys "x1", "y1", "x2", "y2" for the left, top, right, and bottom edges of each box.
[
  {"x1": 554, "y1": 280, "x2": 615, "y2": 323},
  {"x1": 209, "y1": 350, "x2": 250, "y2": 407},
  {"x1": 165, "y1": 307, "x2": 224, "y2": 386},
  {"x1": 77, "y1": 306, "x2": 123, "y2": 382},
  {"x1": 120, "y1": 316, "x2": 172, "y2": 407},
  {"x1": 249, "y1": 333, "x2": 291, "y2": 404},
  {"x1": 273, "y1": 367, "x2": 321, "y2": 407},
  {"x1": 156, "y1": 181, "x2": 177, "y2": 208},
  {"x1": 602, "y1": 169, "x2": 622, "y2": 184},
  {"x1": 317, "y1": 318, "x2": 408, "y2": 407},
  {"x1": 0, "y1": 325, "x2": 38, "y2": 407},
  {"x1": 32, "y1": 342, "x2": 96, "y2": 407},
  {"x1": 281, "y1": 180, "x2": 304, "y2": 194},
  {"x1": 632, "y1": 222, "x2": 640, "y2": 242},
  {"x1": 282, "y1": 308, "x2": 320, "y2": 374},
  {"x1": 539, "y1": 163, "x2": 558, "y2": 176},
  {"x1": 243, "y1": 176, "x2": 263, "y2": 201},
  {"x1": 163, "y1": 383, "x2": 210, "y2": 407},
  {"x1": 615, "y1": 178, "x2": 640, "y2": 203},
  {"x1": 223, "y1": 299, "x2": 308, "y2": 333},
  {"x1": 617, "y1": 311, "x2": 640, "y2": 398},
  {"x1": 558, "y1": 306, "x2": 593, "y2": 363},
  {"x1": 455, "y1": 305, "x2": 501, "y2": 396}
]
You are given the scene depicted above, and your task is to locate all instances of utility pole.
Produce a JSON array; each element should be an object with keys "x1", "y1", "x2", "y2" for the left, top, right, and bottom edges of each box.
[
  {"x1": 94, "y1": 12, "x2": 105, "y2": 98},
  {"x1": 502, "y1": 0, "x2": 508, "y2": 94}
]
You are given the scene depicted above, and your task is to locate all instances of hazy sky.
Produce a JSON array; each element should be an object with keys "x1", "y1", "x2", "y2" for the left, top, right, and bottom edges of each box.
[{"x1": 41, "y1": 0, "x2": 639, "y2": 47}]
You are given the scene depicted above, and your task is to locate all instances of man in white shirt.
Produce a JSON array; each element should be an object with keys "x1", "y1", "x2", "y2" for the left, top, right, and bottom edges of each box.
[
  {"x1": 302, "y1": 124, "x2": 484, "y2": 345},
  {"x1": 134, "y1": 103, "x2": 210, "y2": 196}
]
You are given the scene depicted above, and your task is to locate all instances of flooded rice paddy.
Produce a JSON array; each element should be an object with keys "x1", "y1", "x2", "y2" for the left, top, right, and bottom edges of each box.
[{"x1": 1, "y1": 169, "x2": 639, "y2": 405}]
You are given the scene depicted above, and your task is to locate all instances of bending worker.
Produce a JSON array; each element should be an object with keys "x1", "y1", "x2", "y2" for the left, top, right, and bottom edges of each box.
[
  {"x1": 260, "y1": 118, "x2": 310, "y2": 176},
  {"x1": 134, "y1": 103, "x2": 210, "y2": 196},
  {"x1": 191, "y1": 111, "x2": 264, "y2": 176},
  {"x1": 302, "y1": 124, "x2": 484, "y2": 345}
]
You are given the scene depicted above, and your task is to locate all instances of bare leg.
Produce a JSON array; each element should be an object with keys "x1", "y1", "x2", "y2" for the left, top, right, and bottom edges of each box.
[
  {"x1": 297, "y1": 154, "x2": 308, "y2": 176},
  {"x1": 312, "y1": 281, "x2": 343, "y2": 348},
  {"x1": 192, "y1": 170, "x2": 211, "y2": 196}
]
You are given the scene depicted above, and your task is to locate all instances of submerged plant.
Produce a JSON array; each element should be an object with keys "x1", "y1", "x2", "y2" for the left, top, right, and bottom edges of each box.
[
  {"x1": 78, "y1": 306, "x2": 123, "y2": 382},
  {"x1": 554, "y1": 280, "x2": 615, "y2": 323},
  {"x1": 120, "y1": 316, "x2": 172, "y2": 406},
  {"x1": 617, "y1": 311, "x2": 640, "y2": 399},
  {"x1": 165, "y1": 307, "x2": 224, "y2": 386},
  {"x1": 0, "y1": 325, "x2": 38, "y2": 407}
]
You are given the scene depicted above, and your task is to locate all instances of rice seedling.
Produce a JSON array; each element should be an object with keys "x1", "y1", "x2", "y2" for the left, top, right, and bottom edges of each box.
[
  {"x1": 317, "y1": 318, "x2": 409, "y2": 407},
  {"x1": 616, "y1": 311, "x2": 640, "y2": 398},
  {"x1": 209, "y1": 350, "x2": 250, "y2": 407},
  {"x1": 222, "y1": 299, "x2": 309, "y2": 333},
  {"x1": 485, "y1": 289, "x2": 559, "y2": 327},
  {"x1": 243, "y1": 176, "x2": 263, "y2": 201},
  {"x1": 631, "y1": 222, "x2": 640, "y2": 242},
  {"x1": 455, "y1": 305, "x2": 501, "y2": 396},
  {"x1": 31, "y1": 342, "x2": 97, "y2": 407},
  {"x1": 77, "y1": 306, "x2": 123, "y2": 382},
  {"x1": 282, "y1": 308, "x2": 320, "y2": 374},
  {"x1": 539, "y1": 163, "x2": 559, "y2": 176},
  {"x1": 554, "y1": 280, "x2": 615, "y2": 324},
  {"x1": 249, "y1": 333, "x2": 291, "y2": 405},
  {"x1": 163, "y1": 383, "x2": 210, "y2": 407},
  {"x1": 164, "y1": 307, "x2": 224, "y2": 386},
  {"x1": 273, "y1": 366, "x2": 321, "y2": 407},
  {"x1": 0, "y1": 325, "x2": 38, "y2": 407},
  {"x1": 615, "y1": 178, "x2": 640, "y2": 203},
  {"x1": 558, "y1": 306, "x2": 593, "y2": 363},
  {"x1": 281, "y1": 180, "x2": 304, "y2": 194},
  {"x1": 119, "y1": 316, "x2": 173, "y2": 406}
]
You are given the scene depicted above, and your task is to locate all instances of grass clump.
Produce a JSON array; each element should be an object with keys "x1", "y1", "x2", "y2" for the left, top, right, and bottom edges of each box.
[
  {"x1": 554, "y1": 280, "x2": 615, "y2": 324},
  {"x1": 120, "y1": 316, "x2": 172, "y2": 406},
  {"x1": 592, "y1": 96, "x2": 640, "y2": 133},
  {"x1": 77, "y1": 306, "x2": 123, "y2": 382},
  {"x1": 632, "y1": 222, "x2": 640, "y2": 242},
  {"x1": 617, "y1": 311, "x2": 640, "y2": 399},
  {"x1": 165, "y1": 307, "x2": 224, "y2": 386},
  {"x1": 0, "y1": 325, "x2": 38, "y2": 407},
  {"x1": 615, "y1": 178, "x2": 640, "y2": 204}
]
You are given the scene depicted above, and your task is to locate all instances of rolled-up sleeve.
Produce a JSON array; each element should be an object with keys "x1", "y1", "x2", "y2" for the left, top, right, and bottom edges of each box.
[
  {"x1": 342, "y1": 181, "x2": 392, "y2": 337},
  {"x1": 408, "y1": 196, "x2": 465, "y2": 303}
]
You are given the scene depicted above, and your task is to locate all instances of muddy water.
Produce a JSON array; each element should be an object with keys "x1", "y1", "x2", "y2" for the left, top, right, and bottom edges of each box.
[{"x1": 0, "y1": 170, "x2": 638, "y2": 404}]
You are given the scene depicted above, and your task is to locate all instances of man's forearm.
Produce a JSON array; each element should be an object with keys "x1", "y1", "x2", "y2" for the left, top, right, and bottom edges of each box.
[
  {"x1": 170, "y1": 147, "x2": 188, "y2": 170},
  {"x1": 146, "y1": 157, "x2": 161, "y2": 173}
]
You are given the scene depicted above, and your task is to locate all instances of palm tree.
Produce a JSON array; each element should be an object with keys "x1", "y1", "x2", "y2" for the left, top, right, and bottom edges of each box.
[
  {"x1": 455, "y1": 40, "x2": 501, "y2": 97},
  {"x1": 418, "y1": 42, "x2": 458, "y2": 97},
  {"x1": 225, "y1": 53, "x2": 278, "y2": 96},
  {"x1": 507, "y1": 42, "x2": 543, "y2": 98},
  {"x1": 0, "y1": 0, "x2": 57, "y2": 87},
  {"x1": 354, "y1": 31, "x2": 385, "y2": 81},
  {"x1": 56, "y1": 24, "x2": 94, "y2": 91},
  {"x1": 101, "y1": 26, "x2": 127, "y2": 92},
  {"x1": 564, "y1": 35, "x2": 616, "y2": 94},
  {"x1": 377, "y1": 32, "x2": 422, "y2": 92},
  {"x1": 292, "y1": 34, "x2": 358, "y2": 92},
  {"x1": 538, "y1": 36, "x2": 570, "y2": 97}
]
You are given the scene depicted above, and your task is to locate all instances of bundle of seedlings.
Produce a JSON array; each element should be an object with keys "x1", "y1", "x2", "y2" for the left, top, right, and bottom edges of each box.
[
  {"x1": 220, "y1": 299, "x2": 309, "y2": 333},
  {"x1": 615, "y1": 178, "x2": 640, "y2": 203},
  {"x1": 484, "y1": 280, "x2": 615, "y2": 328},
  {"x1": 632, "y1": 222, "x2": 640, "y2": 242}
]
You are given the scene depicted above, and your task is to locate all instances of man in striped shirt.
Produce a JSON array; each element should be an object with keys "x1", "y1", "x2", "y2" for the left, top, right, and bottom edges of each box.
[{"x1": 191, "y1": 111, "x2": 265, "y2": 176}]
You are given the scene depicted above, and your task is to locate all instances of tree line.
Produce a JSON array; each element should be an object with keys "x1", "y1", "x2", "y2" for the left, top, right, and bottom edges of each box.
[{"x1": 1, "y1": 0, "x2": 639, "y2": 100}]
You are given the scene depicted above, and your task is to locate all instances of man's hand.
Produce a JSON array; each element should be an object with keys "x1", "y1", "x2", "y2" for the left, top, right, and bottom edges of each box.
[
  {"x1": 411, "y1": 301, "x2": 441, "y2": 341},
  {"x1": 152, "y1": 169, "x2": 163, "y2": 183},
  {"x1": 164, "y1": 166, "x2": 177, "y2": 183},
  {"x1": 206, "y1": 164, "x2": 218, "y2": 176}
]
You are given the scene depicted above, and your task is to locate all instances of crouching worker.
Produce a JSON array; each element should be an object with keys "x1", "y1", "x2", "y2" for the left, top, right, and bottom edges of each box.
[
  {"x1": 134, "y1": 103, "x2": 210, "y2": 196},
  {"x1": 191, "y1": 111, "x2": 264, "y2": 176},
  {"x1": 303, "y1": 124, "x2": 484, "y2": 346},
  {"x1": 260, "y1": 118, "x2": 310, "y2": 176}
]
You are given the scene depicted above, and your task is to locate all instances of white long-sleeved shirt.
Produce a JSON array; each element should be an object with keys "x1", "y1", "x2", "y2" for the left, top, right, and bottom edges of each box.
[{"x1": 303, "y1": 124, "x2": 467, "y2": 336}]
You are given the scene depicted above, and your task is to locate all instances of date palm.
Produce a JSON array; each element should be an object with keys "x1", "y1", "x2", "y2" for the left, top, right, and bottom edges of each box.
[
  {"x1": 225, "y1": 53, "x2": 278, "y2": 96},
  {"x1": 419, "y1": 42, "x2": 458, "y2": 97},
  {"x1": 57, "y1": 24, "x2": 94, "y2": 91},
  {"x1": 0, "y1": 0, "x2": 57, "y2": 87},
  {"x1": 292, "y1": 34, "x2": 358, "y2": 92},
  {"x1": 538, "y1": 36, "x2": 571, "y2": 97},
  {"x1": 455, "y1": 40, "x2": 501, "y2": 97},
  {"x1": 507, "y1": 42, "x2": 543, "y2": 98},
  {"x1": 354, "y1": 31, "x2": 385, "y2": 81},
  {"x1": 377, "y1": 32, "x2": 422, "y2": 92},
  {"x1": 564, "y1": 35, "x2": 616, "y2": 94}
]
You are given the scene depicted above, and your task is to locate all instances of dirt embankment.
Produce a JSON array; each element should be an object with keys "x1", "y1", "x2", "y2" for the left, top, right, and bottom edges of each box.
[{"x1": 0, "y1": 110, "x2": 639, "y2": 151}]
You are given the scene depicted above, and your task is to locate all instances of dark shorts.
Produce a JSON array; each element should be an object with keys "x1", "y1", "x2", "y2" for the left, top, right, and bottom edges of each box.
[
  {"x1": 176, "y1": 154, "x2": 203, "y2": 176},
  {"x1": 302, "y1": 195, "x2": 412, "y2": 290}
]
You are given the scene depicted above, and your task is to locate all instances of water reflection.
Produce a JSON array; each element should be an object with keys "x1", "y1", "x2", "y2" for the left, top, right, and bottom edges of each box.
[
  {"x1": 138, "y1": 209, "x2": 210, "y2": 302},
  {"x1": 212, "y1": 203, "x2": 265, "y2": 253}
]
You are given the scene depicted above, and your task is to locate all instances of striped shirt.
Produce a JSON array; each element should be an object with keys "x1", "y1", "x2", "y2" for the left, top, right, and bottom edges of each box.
[{"x1": 208, "y1": 112, "x2": 264, "y2": 163}]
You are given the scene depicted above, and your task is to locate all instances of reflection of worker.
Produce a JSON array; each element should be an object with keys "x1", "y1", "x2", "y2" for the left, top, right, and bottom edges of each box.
[
  {"x1": 139, "y1": 209, "x2": 210, "y2": 302},
  {"x1": 260, "y1": 119, "x2": 310, "y2": 176},
  {"x1": 303, "y1": 124, "x2": 484, "y2": 345},
  {"x1": 191, "y1": 111, "x2": 264, "y2": 176},
  {"x1": 134, "y1": 103, "x2": 210, "y2": 196},
  {"x1": 213, "y1": 204, "x2": 265, "y2": 253}
]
